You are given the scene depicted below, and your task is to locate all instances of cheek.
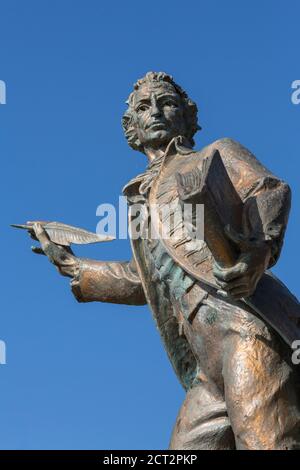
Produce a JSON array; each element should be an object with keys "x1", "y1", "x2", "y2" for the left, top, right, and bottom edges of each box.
[
  {"x1": 134, "y1": 115, "x2": 148, "y2": 140},
  {"x1": 164, "y1": 108, "x2": 184, "y2": 126},
  {"x1": 134, "y1": 112, "x2": 149, "y2": 130}
]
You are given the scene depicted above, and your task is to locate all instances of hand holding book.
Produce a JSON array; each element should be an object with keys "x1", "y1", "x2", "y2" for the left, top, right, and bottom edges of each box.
[{"x1": 176, "y1": 149, "x2": 271, "y2": 299}]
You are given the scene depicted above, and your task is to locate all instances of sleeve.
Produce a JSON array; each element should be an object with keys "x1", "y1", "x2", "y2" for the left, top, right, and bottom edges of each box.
[
  {"x1": 177, "y1": 138, "x2": 292, "y2": 269},
  {"x1": 70, "y1": 257, "x2": 147, "y2": 305},
  {"x1": 241, "y1": 176, "x2": 291, "y2": 267},
  {"x1": 214, "y1": 138, "x2": 292, "y2": 268}
]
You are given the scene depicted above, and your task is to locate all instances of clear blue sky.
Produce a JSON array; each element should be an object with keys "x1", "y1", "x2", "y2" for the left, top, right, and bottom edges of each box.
[{"x1": 1, "y1": 0, "x2": 299, "y2": 450}]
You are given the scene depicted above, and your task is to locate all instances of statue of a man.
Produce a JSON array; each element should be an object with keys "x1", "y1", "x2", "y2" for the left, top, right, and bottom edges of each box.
[{"x1": 31, "y1": 72, "x2": 300, "y2": 450}]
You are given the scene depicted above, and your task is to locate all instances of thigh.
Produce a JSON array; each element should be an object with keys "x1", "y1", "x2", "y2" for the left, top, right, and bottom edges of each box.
[
  {"x1": 223, "y1": 330, "x2": 300, "y2": 449},
  {"x1": 169, "y1": 383, "x2": 235, "y2": 450}
]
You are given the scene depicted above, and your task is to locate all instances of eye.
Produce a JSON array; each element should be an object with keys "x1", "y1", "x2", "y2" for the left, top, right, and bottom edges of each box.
[
  {"x1": 136, "y1": 104, "x2": 149, "y2": 113},
  {"x1": 164, "y1": 100, "x2": 178, "y2": 108}
]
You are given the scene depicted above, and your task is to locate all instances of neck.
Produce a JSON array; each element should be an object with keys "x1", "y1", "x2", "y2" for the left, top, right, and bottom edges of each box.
[{"x1": 144, "y1": 145, "x2": 166, "y2": 163}]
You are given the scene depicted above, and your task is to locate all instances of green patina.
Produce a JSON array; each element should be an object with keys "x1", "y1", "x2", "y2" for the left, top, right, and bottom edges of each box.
[{"x1": 204, "y1": 306, "x2": 218, "y2": 325}]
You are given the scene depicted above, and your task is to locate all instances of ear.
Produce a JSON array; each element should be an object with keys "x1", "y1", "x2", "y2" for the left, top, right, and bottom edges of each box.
[{"x1": 122, "y1": 112, "x2": 143, "y2": 151}]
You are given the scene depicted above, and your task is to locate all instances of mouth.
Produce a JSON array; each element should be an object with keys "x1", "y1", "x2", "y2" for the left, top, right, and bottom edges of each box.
[{"x1": 146, "y1": 121, "x2": 166, "y2": 130}]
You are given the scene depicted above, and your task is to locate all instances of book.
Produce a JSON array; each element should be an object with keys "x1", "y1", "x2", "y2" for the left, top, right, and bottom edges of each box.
[{"x1": 176, "y1": 149, "x2": 243, "y2": 268}]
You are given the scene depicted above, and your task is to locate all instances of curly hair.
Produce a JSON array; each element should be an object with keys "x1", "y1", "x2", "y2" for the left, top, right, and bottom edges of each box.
[{"x1": 122, "y1": 72, "x2": 201, "y2": 152}]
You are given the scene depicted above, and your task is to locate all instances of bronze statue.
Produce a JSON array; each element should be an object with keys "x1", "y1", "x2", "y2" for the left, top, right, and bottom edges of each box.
[{"x1": 15, "y1": 72, "x2": 300, "y2": 450}]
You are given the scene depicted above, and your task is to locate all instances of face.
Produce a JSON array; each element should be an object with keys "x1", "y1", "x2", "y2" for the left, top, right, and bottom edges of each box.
[{"x1": 132, "y1": 82, "x2": 187, "y2": 149}]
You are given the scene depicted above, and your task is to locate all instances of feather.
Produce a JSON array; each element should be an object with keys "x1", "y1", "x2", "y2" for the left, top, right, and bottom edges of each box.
[{"x1": 11, "y1": 221, "x2": 115, "y2": 246}]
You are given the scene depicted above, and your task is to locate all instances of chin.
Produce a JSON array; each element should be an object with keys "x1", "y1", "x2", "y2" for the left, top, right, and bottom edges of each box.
[{"x1": 146, "y1": 130, "x2": 173, "y2": 147}]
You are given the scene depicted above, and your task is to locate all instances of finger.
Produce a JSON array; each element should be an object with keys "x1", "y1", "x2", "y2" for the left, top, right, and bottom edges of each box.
[
  {"x1": 213, "y1": 263, "x2": 246, "y2": 282},
  {"x1": 228, "y1": 286, "x2": 251, "y2": 300},
  {"x1": 32, "y1": 223, "x2": 51, "y2": 249},
  {"x1": 227, "y1": 284, "x2": 248, "y2": 296},
  {"x1": 31, "y1": 246, "x2": 46, "y2": 255},
  {"x1": 214, "y1": 277, "x2": 232, "y2": 289},
  {"x1": 217, "y1": 278, "x2": 248, "y2": 291},
  {"x1": 31, "y1": 222, "x2": 47, "y2": 238},
  {"x1": 43, "y1": 242, "x2": 75, "y2": 267},
  {"x1": 43, "y1": 242, "x2": 64, "y2": 264},
  {"x1": 216, "y1": 289, "x2": 229, "y2": 298}
]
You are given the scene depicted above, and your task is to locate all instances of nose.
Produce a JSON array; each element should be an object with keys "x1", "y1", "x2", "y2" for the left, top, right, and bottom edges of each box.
[{"x1": 150, "y1": 99, "x2": 161, "y2": 118}]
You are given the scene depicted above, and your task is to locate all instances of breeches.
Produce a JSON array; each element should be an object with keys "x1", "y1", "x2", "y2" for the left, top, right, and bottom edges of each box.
[{"x1": 169, "y1": 295, "x2": 300, "y2": 450}]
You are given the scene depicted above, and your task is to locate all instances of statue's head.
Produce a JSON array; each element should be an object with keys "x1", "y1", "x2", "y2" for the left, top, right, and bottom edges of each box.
[{"x1": 122, "y1": 72, "x2": 200, "y2": 153}]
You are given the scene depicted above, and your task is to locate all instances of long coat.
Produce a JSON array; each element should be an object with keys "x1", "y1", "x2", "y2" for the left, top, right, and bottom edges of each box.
[{"x1": 71, "y1": 137, "x2": 300, "y2": 388}]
